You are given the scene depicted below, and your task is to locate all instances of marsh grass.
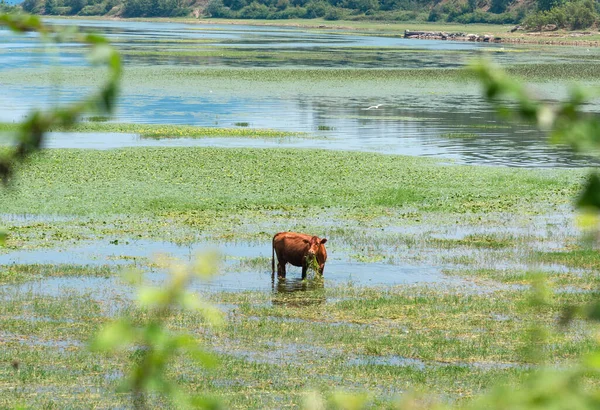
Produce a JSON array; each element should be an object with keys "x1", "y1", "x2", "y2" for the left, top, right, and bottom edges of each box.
[
  {"x1": 533, "y1": 249, "x2": 600, "y2": 270},
  {"x1": 441, "y1": 132, "x2": 479, "y2": 139},
  {"x1": 0, "y1": 264, "x2": 118, "y2": 284},
  {"x1": 506, "y1": 63, "x2": 600, "y2": 81},
  {"x1": 1, "y1": 257, "x2": 599, "y2": 407},
  {"x1": 0, "y1": 146, "x2": 591, "y2": 407},
  {"x1": 87, "y1": 116, "x2": 110, "y2": 122},
  {"x1": 0, "y1": 122, "x2": 306, "y2": 139},
  {"x1": 226, "y1": 256, "x2": 270, "y2": 272},
  {"x1": 5, "y1": 64, "x2": 600, "y2": 93},
  {"x1": 448, "y1": 268, "x2": 600, "y2": 290},
  {"x1": 429, "y1": 234, "x2": 519, "y2": 249},
  {"x1": 458, "y1": 123, "x2": 512, "y2": 129},
  {"x1": 306, "y1": 256, "x2": 321, "y2": 278},
  {"x1": 0, "y1": 148, "x2": 580, "y2": 216}
]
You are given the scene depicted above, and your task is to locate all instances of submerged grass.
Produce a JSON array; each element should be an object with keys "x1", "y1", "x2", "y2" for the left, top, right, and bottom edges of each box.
[
  {"x1": 430, "y1": 234, "x2": 519, "y2": 249},
  {"x1": 533, "y1": 248, "x2": 600, "y2": 270},
  {"x1": 0, "y1": 122, "x2": 306, "y2": 139},
  {"x1": 0, "y1": 264, "x2": 118, "y2": 284},
  {"x1": 447, "y1": 267, "x2": 600, "y2": 290},
  {"x1": 1, "y1": 278, "x2": 597, "y2": 408},
  {"x1": 5, "y1": 64, "x2": 600, "y2": 91},
  {"x1": 441, "y1": 132, "x2": 479, "y2": 139},
  {"x1": 0, "y1": 147, "x2": 581, "y2": 216}
]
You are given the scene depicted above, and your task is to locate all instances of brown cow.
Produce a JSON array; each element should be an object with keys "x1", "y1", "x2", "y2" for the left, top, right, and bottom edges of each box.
[{"x1": 272, "y1": 232, "x2": 327, "y2": 279}]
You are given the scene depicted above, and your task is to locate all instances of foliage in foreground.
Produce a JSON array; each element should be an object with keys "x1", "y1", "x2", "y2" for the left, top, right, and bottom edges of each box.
[
  {"x1": 93, "y1": 256, "x2": 223, "y2": 409},
  {"x1": 0, "y1": 13, "x2": 121, "y2": 184}
]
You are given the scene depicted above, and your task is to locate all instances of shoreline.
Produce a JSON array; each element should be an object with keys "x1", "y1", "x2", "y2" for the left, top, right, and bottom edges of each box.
[
  {"x1": 45, "y1": 15, "x2": 600, "y2": 46},
  {"x1": 404, "y1": 29, "x2": 600, "y2": 46}
]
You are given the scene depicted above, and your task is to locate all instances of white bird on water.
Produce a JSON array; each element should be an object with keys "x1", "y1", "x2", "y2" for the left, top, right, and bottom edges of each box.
[{"x1": 365, "y1": 104, "x2": 382, "y2": 110}]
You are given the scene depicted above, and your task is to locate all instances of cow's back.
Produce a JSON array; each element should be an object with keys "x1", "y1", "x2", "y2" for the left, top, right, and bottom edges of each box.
[{"x1": 273, "y1": 232, "x2": 311, "y2": 267}]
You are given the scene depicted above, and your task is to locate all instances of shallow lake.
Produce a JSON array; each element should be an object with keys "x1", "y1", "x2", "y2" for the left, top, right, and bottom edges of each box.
[
  {"x1": 0, "y1": 238, "x2": 470, "y2": 298},
  {"x1": 2, "y1": 19, "x2": 599, "y2": 166}
]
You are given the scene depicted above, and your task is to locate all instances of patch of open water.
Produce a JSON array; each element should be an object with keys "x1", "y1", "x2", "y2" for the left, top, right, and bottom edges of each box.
[
  {"x1": 2, "y1": 19, "x2": 599, "y2": 167},
  {"x1": 12, "y1": 129, "x2": 589, "y2": 167},
  {"x1": 347, "y1": 355, "x2": 528, "y2": 371},
  {"x1": 211, "y1": 338, "x2": 528, "y2": 371},
  {"x1": 0, "y1": 331, "x2": 83, "y2": 350},
  {"x1": 0, "y1": 239, "x2": 466, "y2": 296}
]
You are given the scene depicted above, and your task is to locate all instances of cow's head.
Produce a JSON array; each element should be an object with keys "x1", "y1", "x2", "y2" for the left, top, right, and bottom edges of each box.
[{"x1": 307, "y1": 236, "x2": 327, "y2": 258}]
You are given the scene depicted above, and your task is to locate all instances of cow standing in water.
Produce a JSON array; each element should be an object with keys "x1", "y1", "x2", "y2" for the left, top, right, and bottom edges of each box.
[{"x1": 272, "y1": 232, "x2": 328, "y2": 279}]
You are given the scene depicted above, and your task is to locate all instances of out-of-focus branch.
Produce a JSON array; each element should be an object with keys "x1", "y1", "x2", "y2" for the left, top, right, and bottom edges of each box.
[{"x1": 0, "y1": 13, "x2": 121, "y2": 183}]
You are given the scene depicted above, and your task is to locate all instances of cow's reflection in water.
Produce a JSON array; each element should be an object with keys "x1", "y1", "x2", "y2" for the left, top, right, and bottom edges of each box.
[{"x1": 271, "y1": 277, "x2": 325, "y2": 307}]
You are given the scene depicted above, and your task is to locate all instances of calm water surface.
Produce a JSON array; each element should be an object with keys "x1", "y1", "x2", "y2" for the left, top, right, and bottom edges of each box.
[
  {"x1": 1, "y1": 18, "x2": 599, "y2": 166},
  {"x1": 0, "y1": 239, "x2": 459, "y2": 293}
]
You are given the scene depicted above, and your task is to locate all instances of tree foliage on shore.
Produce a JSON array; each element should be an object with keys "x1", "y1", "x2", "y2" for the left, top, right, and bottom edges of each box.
[
  {"x1": 523, "y1": 0, "x2": 597, "y2": 30},
  {"x1": 0, "y1": 0, "x2": 584, "y2": 26},
  {"x1": 13, "y1": 0, "x2": 600, "y2": 28},
  {"x1": 19, "y1": 0, "x2": 192, "y2": 16}
]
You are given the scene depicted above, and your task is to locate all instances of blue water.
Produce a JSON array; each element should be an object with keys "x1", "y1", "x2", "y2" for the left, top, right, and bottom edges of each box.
[
  {"x1": 1, "y1": 18, "x2": 598, "y2": 167},
  {"x1": 0, "y1": 238, "x2": 463, "y2": 294}
]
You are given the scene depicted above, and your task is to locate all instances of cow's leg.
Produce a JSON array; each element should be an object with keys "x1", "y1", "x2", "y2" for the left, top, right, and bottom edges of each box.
[
  {"x1": 301, "y1": 263, "x2": 307, "y2": 280},
  {"x1": 277, "y1": 262, "x2": 286, "y2": 278}
]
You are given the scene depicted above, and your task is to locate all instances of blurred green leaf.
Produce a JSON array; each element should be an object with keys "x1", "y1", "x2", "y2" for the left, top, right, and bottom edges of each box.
[
  {"x1": 138, "y1": 287, "x2": 168, "y2": 307},
  {"x1": 121, "y1": 267, "x2": 144, "y2": 286},
  {"x1": 92, "y1": 320, "x2": 135, "y2": 351},
  {"x1": 89, "y1": 44, "x2": 115, "y2": 66},
  {"x1": 0, "y1": 229, "x2": 6, "y2": 247},
  {"x1": 576, "y1": 173, "x2": 600, "y2": 210},
  {"x1": 329, "y1": 392, "x2": 370, "y2": 410},
  {"x1": 0, "y1": 13, "x2": 121, "y2": 183},
  {"x1": 189, "y1": 394, "x2": 223, "y2": 410},
  {"x1": 303, "y1": 391, "x2": 326, "y2": 410},
  {"x1": 584, "y1": 301, "x2": 600, "y2": 322},
  {"x1": 584, "y1": 351, "x2": 600, "y2": 369},
  {"x1": 193, "y1": 252, "x2": 221, "y2": 279}
]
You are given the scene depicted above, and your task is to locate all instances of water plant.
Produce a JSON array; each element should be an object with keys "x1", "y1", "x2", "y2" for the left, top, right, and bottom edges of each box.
[
  {"x1": 441, "y1": 132, "x2": 478, "y2": 139},
  {"x1": 0, "y1": 122, "x2": 306, "y2": 139},
  {"x1": 0, "y1": 148, "x2": 580, "y2": 216}
]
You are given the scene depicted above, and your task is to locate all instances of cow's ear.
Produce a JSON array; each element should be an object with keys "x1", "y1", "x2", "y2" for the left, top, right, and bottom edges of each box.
[
  {"x1": 302, "y1": 239, "x2": 310, "y2": 244},
  {"x1": 320, "y1": 238, "x2": 327, "y2": 244}
]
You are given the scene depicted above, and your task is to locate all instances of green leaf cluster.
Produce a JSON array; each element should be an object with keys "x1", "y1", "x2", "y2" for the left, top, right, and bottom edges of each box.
[{"x1": 93, "y1": 256, "x2": 224, "y2": 409}]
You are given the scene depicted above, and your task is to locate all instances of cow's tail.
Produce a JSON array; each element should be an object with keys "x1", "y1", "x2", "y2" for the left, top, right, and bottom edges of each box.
[{"x1": 271, "y1": 235, "x2": 276, "y2": 278}]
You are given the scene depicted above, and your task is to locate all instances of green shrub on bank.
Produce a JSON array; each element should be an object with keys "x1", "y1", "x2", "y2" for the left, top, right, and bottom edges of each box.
[
  {"x1": 453, "y1": 10, "x2": 520, "y2": 24},
  {"x1": 523, "y1": 0, "x2": 597, "y2": 30},
  {"x1": 21, "y1": 0, "x2": 594, "y2": 25},
  {"x1": 123, "y1": 0, "x2": 189, "y2": 17},
  {"x1": 428, "y1": 1, "x2": 521, "y2": 24}
]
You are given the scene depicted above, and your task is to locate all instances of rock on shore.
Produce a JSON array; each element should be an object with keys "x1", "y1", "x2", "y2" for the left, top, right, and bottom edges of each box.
[{"x1": 404, "y1": 30, "x2": 501, "y2": 42}]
